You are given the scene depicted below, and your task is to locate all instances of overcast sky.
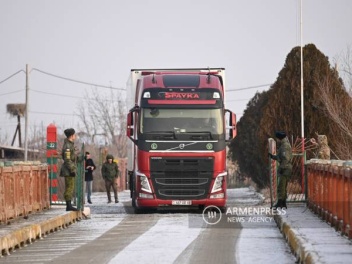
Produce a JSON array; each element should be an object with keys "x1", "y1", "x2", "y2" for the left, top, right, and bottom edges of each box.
[{"x1": 1, "y1": 0, "x2": 351, "y2": 145}]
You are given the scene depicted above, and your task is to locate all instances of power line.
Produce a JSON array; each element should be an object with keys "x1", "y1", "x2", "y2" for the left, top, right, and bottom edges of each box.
[
  {"x1": 31, "y1": 89, "x2": 84, "y2": 99},
  {"x1": 0, "y1": 89, "x2": 25, "y2": 97},
  {"x1": 0, "y1": 70, "x2": 25, "y2": 85},
  {"x1": 227, "y1": 83, "x2": 272, "y2": 92},
  {"x1": 226, "y1": 98, "x2": 250, "y2": 102},
  {"x1": 31, "y1": 89, "x2": 125, "y2": 102},
  {"x1": 32, "y1": 68, "x2": 125, "y2": 91},
  {"x1": 30, "y1": 110, "x2": 79, "y2": 116}
]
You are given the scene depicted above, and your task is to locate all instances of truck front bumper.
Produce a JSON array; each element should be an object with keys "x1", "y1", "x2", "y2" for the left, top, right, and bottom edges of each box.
[{"x1": 135, "y1": 197, "x2": 226, "y2": 209}]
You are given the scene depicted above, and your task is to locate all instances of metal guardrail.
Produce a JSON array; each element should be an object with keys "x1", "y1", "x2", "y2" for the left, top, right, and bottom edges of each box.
[
  {"x1": 307, "y1": 160, "x2": 352, "y2": 239},
  {"x1": 0, "y1": 165, "x2": 49, "y2": 224}
]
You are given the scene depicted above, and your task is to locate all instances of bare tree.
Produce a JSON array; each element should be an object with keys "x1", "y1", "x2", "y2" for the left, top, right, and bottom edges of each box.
[
  {"x1": 334, "y1": 44, "x2": 352, "y2": 95},
  {"x1": 317, "y1": 72, "x2": 352, "y2": 159},
  {"x1": 77, "y1": 88, "x2": 127, "y2": 158}
]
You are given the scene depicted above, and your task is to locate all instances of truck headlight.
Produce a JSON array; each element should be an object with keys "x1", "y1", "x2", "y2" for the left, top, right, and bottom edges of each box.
[
  {"x1": 211, "y1": 172, "x2": 227, "y2": 193},
  {"x1": 137, "y1": 173, "x2": 152, "y2": 193}
]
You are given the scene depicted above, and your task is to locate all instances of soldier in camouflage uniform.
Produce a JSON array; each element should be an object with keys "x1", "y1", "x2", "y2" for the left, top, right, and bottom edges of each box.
[
  {"x1": 317, "y1": 135, "x2": 330, "y2": 160},
  {"x1": 101, "y1": 154, "x2": 119, "y2": 203},
  {"x1": 269, "y1": 131, "x2": 293, "y2": 209},
  {"x1": 60, "y1": 128, "x2": 79, "y2": 211}
]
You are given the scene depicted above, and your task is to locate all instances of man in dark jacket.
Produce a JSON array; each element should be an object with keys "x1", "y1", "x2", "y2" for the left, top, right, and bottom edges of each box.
[
  {"x1": 60, "y1": 128, "x2": 79, "y2": 211},
  {"x1": 84, "y1": 152, "x2": 96, "y2": 204},
  {"x1": 269, "y1": 131, "x2": 293, "y2": 209},
  {"x1": 101, "y1": 154, "x2": 119, "y2": 203}
]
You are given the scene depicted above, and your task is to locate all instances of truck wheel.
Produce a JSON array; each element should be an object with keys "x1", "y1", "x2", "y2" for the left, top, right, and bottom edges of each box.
[{"x1": 220, "y1": 206, "x2": 227, "y2": 213}]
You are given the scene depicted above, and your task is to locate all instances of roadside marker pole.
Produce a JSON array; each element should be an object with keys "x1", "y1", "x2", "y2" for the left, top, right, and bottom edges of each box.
[{"x1": 47, "y1": 124, "x2": 58, "y2": 204}]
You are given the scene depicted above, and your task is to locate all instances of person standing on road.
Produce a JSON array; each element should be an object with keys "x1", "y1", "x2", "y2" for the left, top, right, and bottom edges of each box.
[
  {"x1": 101, "y1": 154, "x2": 119, "y2": 203},
  {"x1": 269, "y1": 131, "x2": 293, "y2": 209},
  {"x1": 84, "y1": 152, "x2": 96, "y2": 204},
  {"x1": 60, "y1": 128, "x2": 80, "y2": 211}
]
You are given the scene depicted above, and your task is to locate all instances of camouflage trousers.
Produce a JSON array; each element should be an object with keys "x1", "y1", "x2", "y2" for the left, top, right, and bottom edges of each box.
[
  {"x1": 64, "y1": 176, "x2": 75, "y2": 201},
  {"x1": 277, "y1": 168, "x2": 292, "y2": 200},
  {"x1": 105, "y1": 179, "x2": 118, "y2": 202}
]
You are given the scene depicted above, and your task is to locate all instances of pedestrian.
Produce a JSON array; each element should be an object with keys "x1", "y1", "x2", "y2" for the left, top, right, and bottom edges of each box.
[
  {"x1": 60, "y1": 128, "x2": 80, "y2": 211},
  {"x1": 268, "y1": 131, "x2": 293, "y2": 209},
  {"x1": 84, "y1": 152, "x2": 96, "y2": 204},
  {"x1": 101, "y1": 154, "x2": 119, "y2": 203}
]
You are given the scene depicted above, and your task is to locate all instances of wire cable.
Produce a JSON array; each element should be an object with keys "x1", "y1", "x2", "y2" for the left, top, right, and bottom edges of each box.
[
  {"x1": 0, "y1": 89, "x2": 25, "y2": 97},
  {"x1": 32, "y1": 68, "x2": 125, "y2": 91},
  {"x1": 29, "y1": 110, "x2": 79, "y2": 116},
  {"x1": 31, "y1": 89, "x2": 125, "y2": 102},
  {"x1": 226, "y1": 98, "x2": 250, "y2": 102},
  {"x1": 227, "y1": 83, "x2": 272, "y2": 92},
  {"x1": 0, "y1": 70, "x2": 25, "y2": 85},
  {"x1": 31, "y1": 89, "x2": 84, "y2": 99}
]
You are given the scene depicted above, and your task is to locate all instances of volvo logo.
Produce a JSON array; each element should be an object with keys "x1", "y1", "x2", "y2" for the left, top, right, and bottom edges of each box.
[
  {"x1": 151, "y1": 143, "x2": 158, "y2": 150},
  {"x1": 206, "y1": 143, "x2": 213, "y2": 150},
  {"x1": 179, "y1": 144, "x2": 185, "y2": 149}
]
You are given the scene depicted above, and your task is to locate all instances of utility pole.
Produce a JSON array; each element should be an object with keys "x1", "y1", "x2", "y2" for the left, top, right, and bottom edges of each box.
[
  {"x1": 24, "y1": 64, "x2": 29, "y2": 161},
  {"x1": 300, "y1": 0, "x2": 304, "y2": 142},
  {"x1": 300, "y1": 0, "x2": 305, "y2": 190}
]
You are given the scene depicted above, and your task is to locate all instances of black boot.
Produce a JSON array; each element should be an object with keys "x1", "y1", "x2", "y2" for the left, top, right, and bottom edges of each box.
[
  {"x1": 66, "y1": 201, "x2": 78, "y2": 211},
  {"x1": 88, "y1": 199, "x2": 92, "y2": 204},
  {"x1": 272, "y1": 199, "x2": 283, "y2": 209},
  {"x1": 107, "y1": 192, "x2": 111, "y2": 203},
  {"x1": 282, "y1": 199, "x2": 287, "y2": 209}
]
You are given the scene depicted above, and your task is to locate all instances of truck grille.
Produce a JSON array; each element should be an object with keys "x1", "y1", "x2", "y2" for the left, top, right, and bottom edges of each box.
[{"x1": 150, "y1": 157, "x2": 213, "y2": 200}]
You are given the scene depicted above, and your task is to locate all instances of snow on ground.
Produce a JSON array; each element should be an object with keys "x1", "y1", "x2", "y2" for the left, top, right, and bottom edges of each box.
[
  {"x1": 236, "y1": 226, "x2": 295, "y2": 263},
  {"x1": 108, "y1": 215, "x2": 202, "y2": 264},
  {"x1": 228, "y1": 188, "x2": 296, "y2": 263}
]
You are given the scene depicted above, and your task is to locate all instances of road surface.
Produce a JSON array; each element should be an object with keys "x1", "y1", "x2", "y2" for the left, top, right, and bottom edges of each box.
[{"x1": 0, "y1": 188, "x2": 295, "y2": 264}]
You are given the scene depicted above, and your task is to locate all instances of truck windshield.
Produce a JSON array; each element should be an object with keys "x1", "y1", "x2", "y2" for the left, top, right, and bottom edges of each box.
[{"x1": 140, "y1": 108, "x2": 223, "y2": 135}]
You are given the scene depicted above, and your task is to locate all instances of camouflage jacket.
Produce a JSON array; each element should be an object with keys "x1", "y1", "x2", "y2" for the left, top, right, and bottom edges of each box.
[
  {"x1": 101, "y1": 162, "x2": 119, "y2": 180},
  {"x1": 60, "y1": 138, "x2": 76, "y2": 177},
  {"x1": 272, "y1": 137, "x2": 293, "y2": 170}
]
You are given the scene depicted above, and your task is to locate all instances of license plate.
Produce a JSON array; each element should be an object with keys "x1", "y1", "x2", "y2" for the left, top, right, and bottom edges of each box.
[{"x1": 172, "y1": 200, "x2": 192, "y2": 205}]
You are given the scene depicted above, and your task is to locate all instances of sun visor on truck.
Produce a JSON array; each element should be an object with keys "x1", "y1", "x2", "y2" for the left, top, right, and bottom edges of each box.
[{"x1": 140, "y1": 88, "x2": 224, "y2": 108}]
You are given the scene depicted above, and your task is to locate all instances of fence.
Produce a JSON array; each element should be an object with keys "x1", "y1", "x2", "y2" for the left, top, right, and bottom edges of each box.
[
  {"x1": 307, "y1": 160, "x2": 352, "y2": 239},
  {"x1": 0, "y1": 165, "x2": 49, "y2": 224},
  {"x1": 49, "y1": 155, "x2": 128, "y2": 205}
]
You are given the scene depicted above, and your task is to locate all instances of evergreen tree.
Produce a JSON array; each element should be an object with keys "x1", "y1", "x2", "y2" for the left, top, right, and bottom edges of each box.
[{"x1": 229, "y1": 44, "x2": 352, "y2": 188}]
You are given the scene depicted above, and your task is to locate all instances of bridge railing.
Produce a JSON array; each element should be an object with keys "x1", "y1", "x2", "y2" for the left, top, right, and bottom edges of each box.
[
  {"x1": 307, "y1": 160, "x2": 352, "y2": 239},
  {"x1": 0, "y1": 164, "x2": 49, "y2": 224}
]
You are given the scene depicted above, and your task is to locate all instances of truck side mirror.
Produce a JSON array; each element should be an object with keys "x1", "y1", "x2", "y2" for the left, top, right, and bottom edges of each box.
[
  {"x1": 230, "y1": 112, "x2": 237, "y2": 138},
  {"x1": 127, "y1": 112, "x2": 134, "y2": 138},
  {"x1": 225, "y1": 109, "x2": 237, "y2": 142},
  {"x1": 127, "y1": 106, "x2": 139, "y2": 144}
]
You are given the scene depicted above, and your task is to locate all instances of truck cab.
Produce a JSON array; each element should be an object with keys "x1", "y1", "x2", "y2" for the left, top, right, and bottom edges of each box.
[{"x1": 126, "y1": 68, "x2": 236, "y2": 213}]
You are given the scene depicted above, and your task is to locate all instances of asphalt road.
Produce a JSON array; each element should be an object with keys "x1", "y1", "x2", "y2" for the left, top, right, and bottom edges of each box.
[{"x1": 0, "y1": 188, "x2": 295, "y2": 264}]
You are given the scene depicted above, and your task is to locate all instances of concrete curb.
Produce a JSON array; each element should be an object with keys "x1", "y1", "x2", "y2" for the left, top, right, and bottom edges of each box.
[
  {"x1": 0, "y1": 207, "x2": 90, "y2": 257},
  {"x1": 274, "y1": 214, "x2": 320, "y2": 264}
]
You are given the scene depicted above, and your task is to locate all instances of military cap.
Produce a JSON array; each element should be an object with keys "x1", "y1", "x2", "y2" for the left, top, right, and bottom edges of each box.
[
  {"x1": 64, "y1": 128, "x2": 75, "y2": 138},
  {"x1": 275, "y1": 131, "x2": 286, "y2": 140}
]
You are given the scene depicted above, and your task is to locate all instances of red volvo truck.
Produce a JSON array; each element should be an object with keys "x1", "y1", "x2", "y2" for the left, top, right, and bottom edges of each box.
[{"x1": 126, "y1": 68, "x2": 236, "y2": 213}]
